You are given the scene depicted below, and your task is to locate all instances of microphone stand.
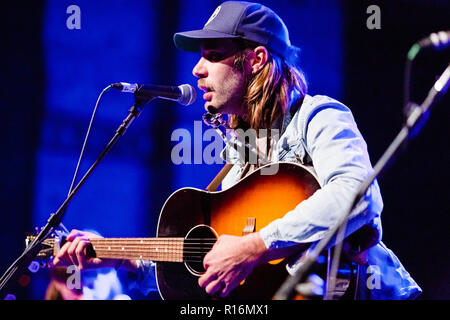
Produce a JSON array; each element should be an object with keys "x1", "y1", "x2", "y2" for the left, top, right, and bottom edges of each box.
[
  {"x1": 273, "y1": 63, "x2": 450, "y2": 300},
  {"x1": 0, "y1": 96, "x2": 152, "y2": 298}
]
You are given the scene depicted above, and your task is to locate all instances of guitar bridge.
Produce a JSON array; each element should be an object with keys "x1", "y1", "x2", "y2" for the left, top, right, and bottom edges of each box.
[{"x1": 242, "y1": 217, "x2": 256, "y2": 235}]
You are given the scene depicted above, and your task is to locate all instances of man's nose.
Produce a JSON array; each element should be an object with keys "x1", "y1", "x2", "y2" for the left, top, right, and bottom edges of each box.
[{"x1": 192, "y1": 57, "x2": 207, "y2": 78}]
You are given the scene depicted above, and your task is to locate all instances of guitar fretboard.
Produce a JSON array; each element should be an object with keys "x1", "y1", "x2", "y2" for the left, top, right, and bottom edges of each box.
[
  {"x1": 47, "y1": 237, "x2": 185, "y2": 262},
  {"x1": 89, "y1": 238, "x2": 185, "y2": 262},
  {"x1": 46, "y1": 237, "x2": 216, "y2": 263}
]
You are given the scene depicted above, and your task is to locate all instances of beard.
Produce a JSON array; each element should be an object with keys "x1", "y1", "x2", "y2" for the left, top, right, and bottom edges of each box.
[{"x1": 198, "y1": 79, "x2": 249, "y2": 117}]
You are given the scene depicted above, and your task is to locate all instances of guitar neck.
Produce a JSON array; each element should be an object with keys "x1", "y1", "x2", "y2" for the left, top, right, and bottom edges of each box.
[
  {"x1": 52, "y1": 237, "x2": 186, "y2": 263},
  {"x1": 91, "y1": 238, "x2": 186, "y2": 262}
]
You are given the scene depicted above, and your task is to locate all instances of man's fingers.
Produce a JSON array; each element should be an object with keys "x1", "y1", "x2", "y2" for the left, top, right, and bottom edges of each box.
[
  {"x1": 66, "y1": 237, "x2": 80, "y2": 267},
  {"x1": 75, "y1": 239, "x2": 91, "y2": 270},
  {"x1": 54, "y1": 239, "x2": 72, "y2": 266},
  {"x1": 53, "y1": 229, "x2": 106, "y2": 270},
  {"x1": 52, "y1": 254, "x2": 65, "y2": 266},
  {"x1": 205, "y1": 279, "x2": 225, "y2": 296},
  {"x1": 66, "y1": 236, "x2": 87, "y2": 268},
  {"x1": 198, "y1": 270, "x2": 217, "y2": 289},
  {"x1": 220, "y1": 281, "x2": 237, "y2": 298},
  {"x1": 203, "y1": 251, "x2": 212, "y2": 270},
  {"x1": 66, "y1": 229, "x2": 84, "y2": 241},
  {"x1": 199, "y1": 270, "x2": 231, "y2": 297},
  {"x1": 199, "y1": 270, "x2": 244, "y2": 298}
]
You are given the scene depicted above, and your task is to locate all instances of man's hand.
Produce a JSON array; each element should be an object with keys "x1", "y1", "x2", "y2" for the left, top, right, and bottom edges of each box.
[
  {"x1": 52, "y1": 229, "x2": 120, "y2": 270},
  {"x1": 198, "y1": 232, "x2": 267, "y2": 298}
]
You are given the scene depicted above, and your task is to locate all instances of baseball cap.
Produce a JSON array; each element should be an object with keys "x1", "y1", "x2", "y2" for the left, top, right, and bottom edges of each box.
[{"x1": 173, "y1": 1, "x2": 301, "y2": 65}]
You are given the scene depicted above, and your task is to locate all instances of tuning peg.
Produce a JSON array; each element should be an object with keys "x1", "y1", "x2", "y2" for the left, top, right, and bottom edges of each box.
[{"x1": 28, "y1": 261, "x2": 40, "y2": 273}]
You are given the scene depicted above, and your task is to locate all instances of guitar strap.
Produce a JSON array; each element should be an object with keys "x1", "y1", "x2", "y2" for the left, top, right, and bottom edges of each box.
[
  {"x1": 205, "y1": 163, "x2": 234, "y2": 192},
  {"x1": 206, "y1": 93, "x2": 306, "y2": 192}
]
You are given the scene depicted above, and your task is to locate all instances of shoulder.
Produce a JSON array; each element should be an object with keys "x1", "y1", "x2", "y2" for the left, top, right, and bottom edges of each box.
[
  {"x1": 299, "y1": 94, "x2": 351, "y2": 123},
  {"x1": 295, "y1": 94, "x2": 355, "y2": 140}
]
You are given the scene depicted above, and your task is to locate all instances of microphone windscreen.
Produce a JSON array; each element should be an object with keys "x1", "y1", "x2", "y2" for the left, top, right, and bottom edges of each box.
[{"x1": 178, "y1": 84, "x2": 197, "y2": 106}]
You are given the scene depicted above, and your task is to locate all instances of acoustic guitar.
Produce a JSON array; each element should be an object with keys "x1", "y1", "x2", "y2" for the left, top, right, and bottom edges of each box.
[{"x1": 29, "y1": 162, "x2": 356, "y2": 299}]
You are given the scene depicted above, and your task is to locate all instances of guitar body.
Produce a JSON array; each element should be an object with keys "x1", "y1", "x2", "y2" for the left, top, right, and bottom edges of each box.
[{"x1": 155, "y1": 162, "x2": 321, "y2": 300}]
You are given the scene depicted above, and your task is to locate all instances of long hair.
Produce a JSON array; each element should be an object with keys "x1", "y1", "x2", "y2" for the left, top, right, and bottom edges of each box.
[{"x1": 228, "y1": 41, "x2": 308, "y2": 131}]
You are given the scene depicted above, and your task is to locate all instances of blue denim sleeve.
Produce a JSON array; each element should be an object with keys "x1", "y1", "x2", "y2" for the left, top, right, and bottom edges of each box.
[
  {"x1": 361, "y1": 242, "x2": 422, "y2": 299},
  {"x1": 127, "y1": 260, "x2": 158, "y2": 296},
  {"x1": 259, "y1": 101, "x2": 383, "y2": 248}
]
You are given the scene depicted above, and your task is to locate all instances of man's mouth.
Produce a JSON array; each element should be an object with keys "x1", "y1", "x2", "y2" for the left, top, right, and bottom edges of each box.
[
  {"x1": 199, "y1": 86, "x2": 214, "y2": 101},
  {"x1": 203, "y1": 91, "x2": 213, "y2": 101}
]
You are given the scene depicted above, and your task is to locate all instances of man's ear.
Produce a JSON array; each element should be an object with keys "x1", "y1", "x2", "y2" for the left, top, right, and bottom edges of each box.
[{"x1": 249, "y1": 46, "x2": 269, "y2": 74}]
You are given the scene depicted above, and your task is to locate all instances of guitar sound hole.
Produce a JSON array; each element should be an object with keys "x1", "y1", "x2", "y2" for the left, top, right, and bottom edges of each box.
[{"x1": 184, "y1": 225, "x2": 217, "y2": 276}]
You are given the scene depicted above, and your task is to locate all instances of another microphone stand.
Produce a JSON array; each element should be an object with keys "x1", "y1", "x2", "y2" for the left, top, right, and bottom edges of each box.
[
  {"x1": 0, "y1": 96, "x2": 152, "y2": 298},
  {"x1": 273, "y1": 63, "x2": 450, "y2": 300}
]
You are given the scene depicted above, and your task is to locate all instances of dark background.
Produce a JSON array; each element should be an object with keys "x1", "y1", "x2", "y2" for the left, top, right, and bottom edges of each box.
[{"x1": 0, "y1": 0, "x2": 449, "y2": 299}]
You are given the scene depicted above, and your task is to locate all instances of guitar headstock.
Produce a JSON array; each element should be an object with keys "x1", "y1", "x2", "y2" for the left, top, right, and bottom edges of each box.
[
  {"x1": 25, "y1": 235, "x2": 56, "y2": 261},
  {"x1": 24, "y1": 227, "x2": 68, "y2": 269}
]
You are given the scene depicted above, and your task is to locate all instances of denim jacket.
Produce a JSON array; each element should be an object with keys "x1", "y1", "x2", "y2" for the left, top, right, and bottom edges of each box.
[
  {"x1": 136, "y1": 94, "x2": 421, "y2": 299},
  {"x1": 220, "y1": 94, "x2": 422, "y2": 299}
]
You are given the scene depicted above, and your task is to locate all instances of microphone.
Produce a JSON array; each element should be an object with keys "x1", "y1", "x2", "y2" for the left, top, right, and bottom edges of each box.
[
  {"x1": 408, "y1": 31, "x2": 450, "y2": 60},
  {"x1": 417, "y1": 31, "x2": 450, "y2": 49},
  {"x1": 111, "y1": 82, "x2": 197, "y2": 106}
]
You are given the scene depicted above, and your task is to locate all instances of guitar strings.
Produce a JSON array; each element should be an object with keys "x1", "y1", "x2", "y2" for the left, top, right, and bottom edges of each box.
[
  {"x1": 45, "y1": 238, "x2": 219, "y2": 263},
  {"x1": 91, "y1": 243, "x2": 216, "y2": 262}
]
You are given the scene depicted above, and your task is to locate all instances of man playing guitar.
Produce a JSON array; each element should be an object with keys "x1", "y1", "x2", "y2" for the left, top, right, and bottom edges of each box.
[{"x1": 53, "y1": 1, "x2": 421, "y2": 300}]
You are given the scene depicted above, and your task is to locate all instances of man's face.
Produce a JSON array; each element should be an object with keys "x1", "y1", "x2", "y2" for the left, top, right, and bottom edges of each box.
[{"x1": 193, "y1": 39, "x2": 249, "y2": 117}]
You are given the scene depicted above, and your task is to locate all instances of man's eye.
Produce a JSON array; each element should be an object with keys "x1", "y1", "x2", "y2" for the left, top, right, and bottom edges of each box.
[{"x1": 205, "y1": 52, "x2": 223, "y2": 62}]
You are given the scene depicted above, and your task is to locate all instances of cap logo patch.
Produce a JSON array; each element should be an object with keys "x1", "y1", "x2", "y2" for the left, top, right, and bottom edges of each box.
[{"x1": 205, "y1": 5, "x2": 221, "y2": 27}]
